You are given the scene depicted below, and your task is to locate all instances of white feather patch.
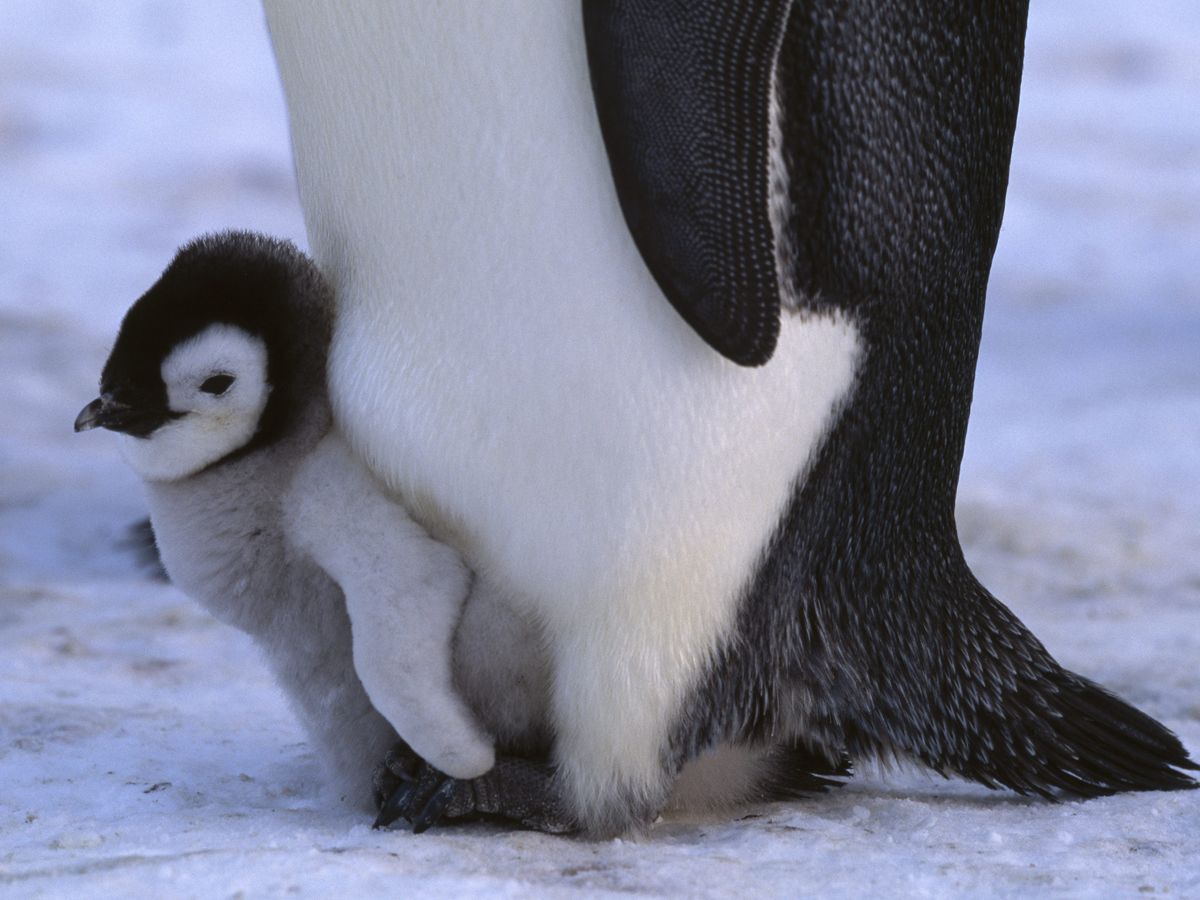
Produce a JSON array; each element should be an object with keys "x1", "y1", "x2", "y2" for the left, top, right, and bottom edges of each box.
[{"x1": 120, "y1": 324, "x2": 268, "y2": 482}]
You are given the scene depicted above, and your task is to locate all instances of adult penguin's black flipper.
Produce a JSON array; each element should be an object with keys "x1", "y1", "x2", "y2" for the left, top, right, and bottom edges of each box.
[{"x1": 583, "y1": 1, "x2": 793, "y2": 367}]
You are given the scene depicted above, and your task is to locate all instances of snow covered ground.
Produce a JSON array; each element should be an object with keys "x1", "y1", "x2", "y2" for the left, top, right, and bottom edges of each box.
[{"x1": 1, "y1": 2, "x2": 1197, "y2": 897}]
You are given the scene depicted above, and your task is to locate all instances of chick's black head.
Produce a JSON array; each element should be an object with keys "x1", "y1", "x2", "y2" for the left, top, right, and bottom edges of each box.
[{"x1": 77, "y1": 231, "x2": 332, "y2": 455}]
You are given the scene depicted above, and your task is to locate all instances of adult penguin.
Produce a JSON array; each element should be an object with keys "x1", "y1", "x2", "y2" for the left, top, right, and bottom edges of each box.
[{"x1": 262, "y1": 2, "x2": 1196, "y2": 834}]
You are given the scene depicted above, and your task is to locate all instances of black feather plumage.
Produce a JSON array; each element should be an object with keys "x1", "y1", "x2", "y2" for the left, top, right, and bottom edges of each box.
[{"x1": 678, "y1": 0, "x2": 1197, "y2": 800}]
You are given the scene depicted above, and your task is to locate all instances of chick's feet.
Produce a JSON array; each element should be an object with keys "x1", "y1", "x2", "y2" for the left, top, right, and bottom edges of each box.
[{"x1": 372, "y1": 741, "x2": 576, "y2": 834}]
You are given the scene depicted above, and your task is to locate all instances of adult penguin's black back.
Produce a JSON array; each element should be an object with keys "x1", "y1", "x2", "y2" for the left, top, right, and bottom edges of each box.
[{"x1": 678, "y1": 1, "x2": 1198, "y2": 797}]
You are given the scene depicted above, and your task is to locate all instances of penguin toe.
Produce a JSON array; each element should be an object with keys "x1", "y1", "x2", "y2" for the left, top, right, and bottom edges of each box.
[
  {"x1": 371, "y1": 752, "x2": 578, "y2": 834},
  {"x1": 372, "y1": 779, "x2": 419, "y2": 830},
  {"x1": 370, "y1": 740, "x2": 421, "y2": 812},
  {"x1": 410, "y1": 778, "x2": 459, "y2": 834},
  {"x1": 372, "y1": 762, "x2": 472, "y2": 833}
]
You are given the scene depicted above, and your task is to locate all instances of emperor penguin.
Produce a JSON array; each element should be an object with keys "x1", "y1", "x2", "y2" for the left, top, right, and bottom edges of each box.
[
  {"x1": 263, "y1": 2, "x2": 1197, "y2": 834},
  {"x1": 73, "y1": 232, "x2": 530, "y2": 805}
]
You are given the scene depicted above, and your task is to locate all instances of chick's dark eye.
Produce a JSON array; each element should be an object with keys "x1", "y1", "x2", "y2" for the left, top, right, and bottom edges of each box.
[{"x1": 199, "y1": 374, "x2": 235, "y2": 396}]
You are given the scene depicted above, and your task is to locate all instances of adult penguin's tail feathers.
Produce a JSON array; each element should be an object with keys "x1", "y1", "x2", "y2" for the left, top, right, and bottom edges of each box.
[{"x1": 834, "y1": 561, "x2": 1198, "y2": 799}]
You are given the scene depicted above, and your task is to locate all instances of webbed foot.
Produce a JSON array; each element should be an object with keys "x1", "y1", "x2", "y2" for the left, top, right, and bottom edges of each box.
[{"x1": 372, "y1": 741, "x2": 576, "y2": 834}]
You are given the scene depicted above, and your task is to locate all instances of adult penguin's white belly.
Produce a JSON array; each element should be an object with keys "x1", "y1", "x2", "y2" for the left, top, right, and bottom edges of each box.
[{"x1": 265, "y1": 3, "x2": 860, "y2": 822}]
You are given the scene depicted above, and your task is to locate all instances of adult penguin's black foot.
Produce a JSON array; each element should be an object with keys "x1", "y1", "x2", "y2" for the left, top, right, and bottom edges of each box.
[{"x1": 372, "y1": 741, "x2": 576, "y2": 834}]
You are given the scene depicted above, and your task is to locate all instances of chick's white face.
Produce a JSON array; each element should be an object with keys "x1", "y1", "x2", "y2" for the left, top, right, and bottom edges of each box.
[{"x1": 120, "y1": 324, "x2": 270, "y2": 481}]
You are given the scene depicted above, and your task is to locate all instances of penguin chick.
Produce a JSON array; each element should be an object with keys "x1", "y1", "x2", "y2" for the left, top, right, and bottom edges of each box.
[{"x1": 75, "y1": 231, "x2": 498, "y2": 796}]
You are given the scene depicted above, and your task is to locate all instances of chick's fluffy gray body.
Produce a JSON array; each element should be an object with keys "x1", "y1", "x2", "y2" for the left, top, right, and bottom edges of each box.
[
  {"x1": 147, "y1": 390, "x2": 387, "y2": 802},
  {"x1": 114, "y1": 235, "x2": 550, "y2": 805}
]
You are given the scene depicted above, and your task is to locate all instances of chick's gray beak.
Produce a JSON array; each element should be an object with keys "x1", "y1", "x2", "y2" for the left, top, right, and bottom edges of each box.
[{"x1": 74, "y1": 397, "x2": 107, "y2": 432}]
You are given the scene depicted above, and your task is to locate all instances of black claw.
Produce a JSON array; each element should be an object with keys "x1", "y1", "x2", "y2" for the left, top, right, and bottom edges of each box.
[
  {"x1": 373, "y1": 780, "x2": 418, "y2": 830},
  {"x1": 411, "y1": 778, "x2": 456, "y2": 834},
  {"x1": 383, "y1": 746, "x2": 420, "y2": 781},
  {"x1": 372, "y1": 740, "x2": 424, "y2": 813},
  {"x1": 370, "y1": 749, "x2": 575, "y2": 835}
]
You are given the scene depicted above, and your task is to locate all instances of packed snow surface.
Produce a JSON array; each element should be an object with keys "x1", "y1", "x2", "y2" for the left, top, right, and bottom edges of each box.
[{"x1": 1, "y1": 2, "x2": 1197, "y2": 897}]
